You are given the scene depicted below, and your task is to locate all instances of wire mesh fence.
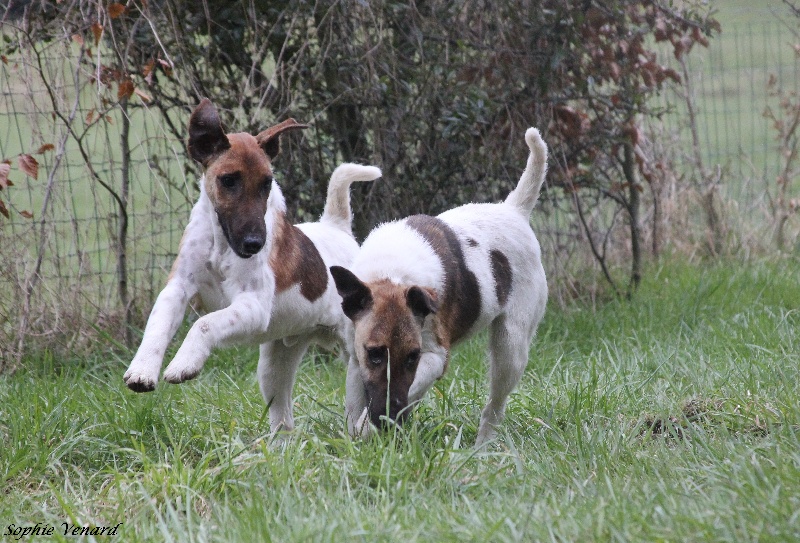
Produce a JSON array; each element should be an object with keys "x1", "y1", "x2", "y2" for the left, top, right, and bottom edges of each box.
[
  {"x1": 0, "y1": 19, "x2": 798, "y2": 363},
  {"x1": 0, "y1": 36, "x2": 197, "y2": 362},
  {"x1": 652, "y1": 19, "x2": 800, "y2": 218}
]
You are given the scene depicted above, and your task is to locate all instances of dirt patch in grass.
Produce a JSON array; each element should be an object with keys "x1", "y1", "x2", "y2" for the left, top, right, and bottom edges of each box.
[{"x1": 638, "y1": 396, "x2": 777, "y2": 440}]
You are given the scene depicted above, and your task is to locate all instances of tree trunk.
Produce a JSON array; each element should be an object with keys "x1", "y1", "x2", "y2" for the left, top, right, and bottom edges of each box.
[
  {"x1": 118, "y1": 98, "x2": 132, "y2": 348},
  {"x1": 316, "y1": 10, "x2": 371, "y2": 238},
  {"x1": 623, "y1": 141, "x2": 642, "y2": 296}
]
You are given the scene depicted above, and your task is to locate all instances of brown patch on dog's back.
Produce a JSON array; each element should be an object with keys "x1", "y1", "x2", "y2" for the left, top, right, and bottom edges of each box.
[
  {"x1": 490, "y1": 249, "x2": 513, "y2": 306},
  {"x1": 406, "y1": 215, "x2": 480, "y2": 345},
  {"x1": 269, "y1": 213, "x2": 328, "y2": 301}
]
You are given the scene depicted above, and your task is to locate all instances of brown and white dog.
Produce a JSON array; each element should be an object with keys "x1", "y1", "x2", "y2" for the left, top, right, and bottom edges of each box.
[
  {"x1": 331, "y1": 128, "x2": 548, "y2": 445},
  {"x1": 123, "y1": 98, "x2": 381, "y2": 434}
]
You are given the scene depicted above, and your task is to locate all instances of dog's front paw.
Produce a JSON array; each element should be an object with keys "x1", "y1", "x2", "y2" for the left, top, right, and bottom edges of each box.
[
  {"x1": 348, "y1": 407, "x2": 377, "y2": 439},
  {"x1": 162, "y1": 362, "x2": 201, "y2": 384},
  {"x1": 475, "y1": 422, "x2": 499, "y2": 447},
  {"x1": 123, "y1": 367, "x2": 158, "y2": 392},
  {"x1": 162, "y1": 344, "x2": 209, "y2": 384}
]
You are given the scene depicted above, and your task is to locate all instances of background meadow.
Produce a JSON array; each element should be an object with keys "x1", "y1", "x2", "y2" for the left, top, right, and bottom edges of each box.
[{"x1": 2, "y1": 259, "x2": 799, "y2": 541}]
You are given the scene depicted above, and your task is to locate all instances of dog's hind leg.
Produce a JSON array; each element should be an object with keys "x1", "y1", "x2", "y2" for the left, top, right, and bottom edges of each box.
[
  {"x1": 476, "y1": 315, "x2": 532, "y2": 446},
  {"x1": 257, "y1": 337, "x2": 312, "y2": 435}
]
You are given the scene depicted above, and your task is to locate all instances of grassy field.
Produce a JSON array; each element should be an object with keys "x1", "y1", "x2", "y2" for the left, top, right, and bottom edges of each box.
[{"x1": 2, "y1": 258, "x2": 799, "y2": 542}]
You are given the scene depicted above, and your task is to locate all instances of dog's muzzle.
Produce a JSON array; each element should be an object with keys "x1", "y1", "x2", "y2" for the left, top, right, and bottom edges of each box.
[
  {"x1": 368, "y1": 396, "x2": 412, "y2": 429},
  {"x1": 239, "y1": 234, "x2": 265, "y2": 257}
]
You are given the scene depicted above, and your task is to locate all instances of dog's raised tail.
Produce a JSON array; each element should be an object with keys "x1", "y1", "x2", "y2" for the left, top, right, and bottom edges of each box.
[
  {"x1": 505, "y1": 127, "x2": 548, "y2": 216},
  {"x1": 320, "y1": 163, "x2": 382, "y2": 235}
]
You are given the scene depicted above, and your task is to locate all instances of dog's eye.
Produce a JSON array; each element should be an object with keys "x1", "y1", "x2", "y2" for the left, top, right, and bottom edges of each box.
[
  {"x1": 405, "y1": 349, "x2": 420, "y2": 372},
  {"x1": 365, "y1": 346, "x2": 388, "y2": 367},
  {"x1": 218, "y1": 173, "x2": 240, "y2": 190}
]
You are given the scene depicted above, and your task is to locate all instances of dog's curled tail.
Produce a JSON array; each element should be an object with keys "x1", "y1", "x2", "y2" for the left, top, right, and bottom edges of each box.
[
  {"x1": 505, "y1": 127, "x2": 548, "y2": 216},
  {"x1": 320, "y1": 163, "x2": 382, "y2": 235}
]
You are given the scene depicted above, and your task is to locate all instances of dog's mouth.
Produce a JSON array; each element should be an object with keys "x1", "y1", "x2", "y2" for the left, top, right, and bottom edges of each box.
[
  {"x1": 233, "y1": 249, "x2": 255, "y2": 259},
  {"x1": 218, "y1": 214, "x2": 266, "y2": 259},
  {"x1": 366, "y1": 392, "x2": 413, "y2": 429},
  {"x1": 370, "y1": 407, "x2": 413, "y2": 430}
]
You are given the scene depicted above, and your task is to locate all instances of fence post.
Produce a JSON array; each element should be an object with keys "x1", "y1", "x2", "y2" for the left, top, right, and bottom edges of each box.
[{"x1": 118, "y1": 97, "x2": 132, "y2": 348}]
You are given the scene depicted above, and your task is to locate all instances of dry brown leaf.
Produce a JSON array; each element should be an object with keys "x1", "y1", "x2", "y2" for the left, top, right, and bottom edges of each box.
[
  {"x1": 0, "y1": 198, "x2": 9, "y2": 219},
  {"x1": 108, "y1": 3, "x2": 125, "y2": 18},
  {"x1": 91, "y1": 22, "x2": 103, "y2": 46},
  {"x1": 142, "y1": 59, "x2": 155, "y2": 78},
  {"x1": 18, "y1": 154, "x2": 39, "y2": 180},
  {"x1": 19, "y1": 210, "x2": 33, "y2": 219},
  {"x1": 36, "y1": 143, "x2": 55, "y2": 154},
  {"x1": 118, "y1": 78, "x2": 134, "y2": 100},
  {"x1": 0, "y1": 162, "x2": 10, "y2": 189}
]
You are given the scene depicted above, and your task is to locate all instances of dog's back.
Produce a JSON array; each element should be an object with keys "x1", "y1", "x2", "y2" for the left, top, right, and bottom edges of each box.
[
  {"x1": 352, "y1": 128, "x2": 548, "y2": 346},
  {"x1": 437, "y1": 202, "x2": 547, "y2": 341}
]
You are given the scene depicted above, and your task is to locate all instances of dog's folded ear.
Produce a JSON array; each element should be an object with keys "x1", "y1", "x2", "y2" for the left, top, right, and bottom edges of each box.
[
  {"x1": 330, "y1": 266, "x2": 373, "y2": 321},
  {"x1": 188, "y1": 98, "x2": 231, "y2": 166},
  {"x1": 406, "y1": 286, "x2": 438, "y2": 318},
  {"x1": 256, "y1": 119, "x2": 310, "y2": 160}
]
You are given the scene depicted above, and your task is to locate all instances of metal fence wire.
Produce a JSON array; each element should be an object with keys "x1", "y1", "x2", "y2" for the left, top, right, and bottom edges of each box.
[
  {"x1": 0, "y1": 38, "x2": 196, "y2": 359},
  {"x1": 653, "y1": 19, "x2": 800, "y2": 207}
]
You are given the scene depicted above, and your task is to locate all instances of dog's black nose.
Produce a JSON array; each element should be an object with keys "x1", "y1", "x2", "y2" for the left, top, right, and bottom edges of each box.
[{"x1": 241, "y1": 235, "x2": 265, "y2": 256}]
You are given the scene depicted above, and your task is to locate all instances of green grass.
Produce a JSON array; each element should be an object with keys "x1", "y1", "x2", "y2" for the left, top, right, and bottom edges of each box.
[{"x1": 2, "y1": 258, "x2": 799, "y2": 542}]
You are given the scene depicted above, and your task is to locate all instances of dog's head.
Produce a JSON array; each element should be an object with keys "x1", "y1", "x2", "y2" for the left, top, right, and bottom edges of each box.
[
  {"x1": 330, "y1": 266, "x2": 438, "y2": 429},
  {"x1": 187, "y1": 98, "x2": 308, "y2": 258}
]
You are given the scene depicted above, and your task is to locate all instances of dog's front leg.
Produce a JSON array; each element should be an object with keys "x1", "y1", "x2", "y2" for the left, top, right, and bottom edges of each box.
[
  {"x1": 162, "y1": 293, "x2": 271, "y2": 384},
  {"x1": 124, "y1": 279, "x2": 196, "y2": 392},
  {"x1": 407, "y1": 350, "x2": 447, "y2": 405},
  {"x1": 345, "y1": 356, "x2": 375, "y2": 438}
]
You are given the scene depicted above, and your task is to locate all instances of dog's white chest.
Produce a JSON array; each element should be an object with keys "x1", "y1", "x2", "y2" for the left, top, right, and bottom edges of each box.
[{"x1": 192, "y1": 250, "x2": 272, "y2": 313}]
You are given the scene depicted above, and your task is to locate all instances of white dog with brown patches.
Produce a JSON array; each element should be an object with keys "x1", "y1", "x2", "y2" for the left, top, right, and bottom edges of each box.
[
  {"x1": 123, "y1": 99, "x2": 381, "y2": 434},
  {"x1": 331, "y1": 127, "x2": 548, "y2": 445}
]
